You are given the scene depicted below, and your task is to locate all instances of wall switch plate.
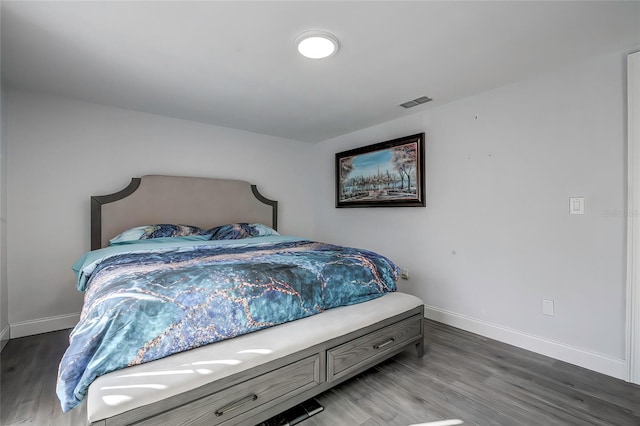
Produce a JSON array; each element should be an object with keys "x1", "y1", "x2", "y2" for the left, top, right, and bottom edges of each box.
[
  {"x1": 542, "y1": 299, "x2": 554, "y2": 316},
  {"x1": 570, "y1": 197, "x2": 584, "y2": 214},
  {"x1": 401, "y1": 269, "x2": 409, "y2": 280}
]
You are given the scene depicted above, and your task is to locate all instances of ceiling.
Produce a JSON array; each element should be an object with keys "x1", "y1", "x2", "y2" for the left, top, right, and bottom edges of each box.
[{"x1": 2, "y1": 1, "x2": 639, "y2": 143}]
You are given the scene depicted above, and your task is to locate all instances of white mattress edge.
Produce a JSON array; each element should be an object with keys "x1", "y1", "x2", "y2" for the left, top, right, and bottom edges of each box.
[{"x1": 87, "y1": 292, "x2": 423, "y2": 422}]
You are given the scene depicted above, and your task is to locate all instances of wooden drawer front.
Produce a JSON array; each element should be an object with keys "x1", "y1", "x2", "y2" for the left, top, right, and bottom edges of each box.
[
  {"x1": 327, "y1": 315, "x2": 421, "y2": 381},
  {"x1": 134, "y1": 354, "x2": 320, "y2": 426}
]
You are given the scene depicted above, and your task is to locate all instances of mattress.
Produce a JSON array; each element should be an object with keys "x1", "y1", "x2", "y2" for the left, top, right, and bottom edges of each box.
[
  {"x1": 87, "y1": 291, "x2": 423, "y2": 423},
  {"x1": 59, "y1": 235, "x2": 400, "y2": 412}
]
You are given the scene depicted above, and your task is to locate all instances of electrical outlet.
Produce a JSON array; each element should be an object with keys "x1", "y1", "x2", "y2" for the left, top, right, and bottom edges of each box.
[
  {"x1": 542, "y1": 299, "x2": 554, "y2": 316},
  {"x1": 401, "y1": 269, "x2": 409, "y2": 280}
]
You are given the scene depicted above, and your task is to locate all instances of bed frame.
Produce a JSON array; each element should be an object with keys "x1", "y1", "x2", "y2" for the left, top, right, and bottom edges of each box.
[{"x1": 85, "y1": 175, "x2": 424, "y2": 426}]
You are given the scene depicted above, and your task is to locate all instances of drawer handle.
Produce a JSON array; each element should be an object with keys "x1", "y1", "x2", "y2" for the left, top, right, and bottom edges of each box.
[
  {"x1": 373, "y1": 338, "x2": 395, "y2": 350},
  {"x1": 214, "y1": 394, "x2": 258, "y2": 417}
]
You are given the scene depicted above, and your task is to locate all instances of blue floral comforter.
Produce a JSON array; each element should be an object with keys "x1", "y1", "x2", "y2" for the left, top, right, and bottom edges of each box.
[{"x1": 57, "y1": 236, "x2": 398, "y2": 411}]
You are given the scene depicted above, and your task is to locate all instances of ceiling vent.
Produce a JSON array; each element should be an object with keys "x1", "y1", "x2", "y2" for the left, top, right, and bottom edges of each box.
[{"x1": 399, "y1": 96, "x2": 433, "y2": 109}]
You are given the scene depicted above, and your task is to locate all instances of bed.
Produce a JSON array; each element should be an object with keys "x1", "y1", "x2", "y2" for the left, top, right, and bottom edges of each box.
[{"x1": 60, "y1": 175, "x2": 425, "y2": 426}]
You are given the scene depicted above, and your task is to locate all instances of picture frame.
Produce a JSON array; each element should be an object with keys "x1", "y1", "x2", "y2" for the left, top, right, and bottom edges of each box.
[{"x1": 335, "y1": 133, "x2": 426, "y2": 208}]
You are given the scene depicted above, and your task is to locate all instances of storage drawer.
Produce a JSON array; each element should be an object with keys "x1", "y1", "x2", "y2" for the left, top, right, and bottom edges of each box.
[
  {"x1": 134, "y1": 354, "x2": 320, "y2": 426},
  {"x1": 327, "y1": 315, "x2": 422, "y2": 381}
]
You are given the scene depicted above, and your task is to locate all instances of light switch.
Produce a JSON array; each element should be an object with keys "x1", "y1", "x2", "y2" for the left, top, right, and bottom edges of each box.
[{"x1": 570, "y1": 197, "x2": 584, "y2": 215}]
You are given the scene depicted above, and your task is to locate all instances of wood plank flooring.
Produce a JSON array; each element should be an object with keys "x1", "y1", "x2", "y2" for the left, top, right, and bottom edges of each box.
[{"x1": 2, "y1": 319, "x2": 639, "y2": 425}]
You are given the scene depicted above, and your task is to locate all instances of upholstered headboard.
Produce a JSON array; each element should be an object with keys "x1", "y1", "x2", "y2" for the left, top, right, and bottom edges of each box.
[{"x1": 91, "y1": 175, "x2": 278, "y2": 250}]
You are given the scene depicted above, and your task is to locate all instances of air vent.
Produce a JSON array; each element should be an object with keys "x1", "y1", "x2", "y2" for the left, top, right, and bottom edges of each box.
[{"x1": 399, "y1": 96, "x2": 433, "y2": 109}]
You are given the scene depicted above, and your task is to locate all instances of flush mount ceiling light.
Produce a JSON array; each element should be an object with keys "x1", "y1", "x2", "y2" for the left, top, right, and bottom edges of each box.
[{"x1": 295, "y1": 30, "x2": 339, "y2": 59}]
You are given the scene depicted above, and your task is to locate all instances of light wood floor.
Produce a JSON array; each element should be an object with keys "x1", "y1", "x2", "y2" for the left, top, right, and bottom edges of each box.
[{"x1": 2, "y1": 319, "x2": 639, "y2": 425}]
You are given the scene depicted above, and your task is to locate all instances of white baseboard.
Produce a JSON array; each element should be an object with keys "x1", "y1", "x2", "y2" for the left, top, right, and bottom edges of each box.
[
  {"x1": 0, "y1": 324, "x2": 9, "y2": 352},
  {"x1": 424, "y1": 304, "x2": 627, "y2": 380},
  {"x1": 10, "y1": 312, "x2": 80, "y2": 338}
]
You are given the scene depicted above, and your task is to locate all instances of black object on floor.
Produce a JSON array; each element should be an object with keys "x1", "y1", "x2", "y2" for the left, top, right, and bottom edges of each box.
[{"x1": 258, "y1": 398, "x2": 324, "y2": 426}]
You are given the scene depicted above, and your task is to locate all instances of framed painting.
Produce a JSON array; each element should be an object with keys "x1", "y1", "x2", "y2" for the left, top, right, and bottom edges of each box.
[{"x1": 335, "y1": 133, "x2": 426, "y2": 208}]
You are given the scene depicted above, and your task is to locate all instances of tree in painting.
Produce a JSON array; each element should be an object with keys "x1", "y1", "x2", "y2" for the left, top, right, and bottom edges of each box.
[
  {"x1": 339, "y1": 157, "x2": 354, "y2": 199},
  {"x1": 391, "y1": 143, "x2": 417, "y2": 190}
]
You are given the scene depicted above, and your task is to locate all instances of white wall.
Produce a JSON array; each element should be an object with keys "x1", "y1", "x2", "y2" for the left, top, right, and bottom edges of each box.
[
  {"x1": 6, "y1": 89, "x2": 314, "y2": 336},
  {"x1": 311, "y1": 51, "x2": 629, "y2": 379},
  {"x1": 0, "y1": 83, "x2": 8, "y2": 350}
]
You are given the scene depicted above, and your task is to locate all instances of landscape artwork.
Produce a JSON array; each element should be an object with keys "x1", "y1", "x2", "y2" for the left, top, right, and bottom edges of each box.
[{"x1": 335, "y1": 133, "x2": 425, "y2": 208}]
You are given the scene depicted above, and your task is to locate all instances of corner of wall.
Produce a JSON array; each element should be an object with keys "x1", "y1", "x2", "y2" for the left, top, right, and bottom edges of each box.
[
  {"x1": 626, "y1": 50, "x2": 640, "y2": 384},
  {"x1": 0, "y1": 83, "x2": 8, "y2": 350}
]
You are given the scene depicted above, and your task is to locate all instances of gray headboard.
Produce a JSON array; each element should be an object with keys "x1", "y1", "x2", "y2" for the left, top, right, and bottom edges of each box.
[{"x1": 91, "y1": 175, "x2": 278, "y2": 250}]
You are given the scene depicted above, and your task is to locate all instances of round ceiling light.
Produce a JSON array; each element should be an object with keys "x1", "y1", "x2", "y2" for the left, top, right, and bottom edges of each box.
[{"x1": 295, "y1": 31, "x2": 339, "y2": 59}]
